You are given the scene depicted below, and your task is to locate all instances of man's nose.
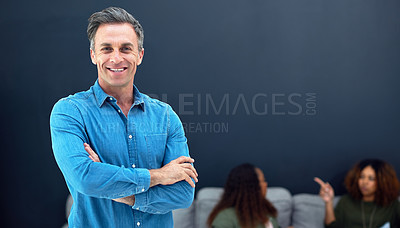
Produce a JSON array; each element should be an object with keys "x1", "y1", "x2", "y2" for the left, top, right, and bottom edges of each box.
[{"x1": 110, "y1": 51, "x2": 123, "y2": 64}]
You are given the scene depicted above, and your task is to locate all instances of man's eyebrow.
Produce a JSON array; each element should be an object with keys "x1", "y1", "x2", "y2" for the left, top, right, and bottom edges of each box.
[
  {"x1": 121, "y1": 43, "x2": 134, "y2": 47},
  {"x1": 99, "y1": 43, "x2": 134, "y2": 47},
  {"x1": 100, "y1": 43, "x2": 112, "y2": 47}
]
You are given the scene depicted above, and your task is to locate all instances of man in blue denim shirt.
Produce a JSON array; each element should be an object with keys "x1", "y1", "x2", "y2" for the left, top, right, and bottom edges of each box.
[{"x1": 50, "y1": 7, "x2": 198, "y2": 228}]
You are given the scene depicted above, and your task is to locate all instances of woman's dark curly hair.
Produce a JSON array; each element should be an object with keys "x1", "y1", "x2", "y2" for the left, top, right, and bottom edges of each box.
[
  {"x1": 345, "y1": 159, "x2": 400, "y2": 206},
  {"x1": 207, "y1": 163, "x2": 277, "y2": 228}
]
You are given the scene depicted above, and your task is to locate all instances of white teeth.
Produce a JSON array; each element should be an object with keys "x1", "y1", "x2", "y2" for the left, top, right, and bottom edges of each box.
[{"x1": 109, "y1": 68, "x2": 124, "y2": 72}]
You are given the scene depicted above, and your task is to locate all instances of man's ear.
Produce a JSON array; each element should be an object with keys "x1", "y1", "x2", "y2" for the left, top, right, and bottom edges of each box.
[
  {"x1": 90, "y1": 49, "x2": 97, "y2": 65},
  {"x1": 137, "y1": 48, "x2": 144, "y2": 66}
]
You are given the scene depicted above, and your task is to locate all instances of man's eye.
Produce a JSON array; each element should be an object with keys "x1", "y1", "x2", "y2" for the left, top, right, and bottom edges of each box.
[
  {"x1": 102, "y1": 47, "x2": 112, "y2": 51},
  {"x1": 121, "y1": 47, "x2": 132, "y2": 52}
]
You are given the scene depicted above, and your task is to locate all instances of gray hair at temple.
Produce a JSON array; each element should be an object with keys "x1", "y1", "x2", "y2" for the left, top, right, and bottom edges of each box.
[{"x1": 87, "y1": 7, "x2": 144, "y2": 53}]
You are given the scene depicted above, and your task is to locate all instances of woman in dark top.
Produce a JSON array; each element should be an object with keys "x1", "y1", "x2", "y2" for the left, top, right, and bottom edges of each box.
[
  {"x1": 315, "y1": 159, "x2": 400, "y2": 228},
  {"x1": 207, "y1": 163, "x2": 279, "y2": 228}
]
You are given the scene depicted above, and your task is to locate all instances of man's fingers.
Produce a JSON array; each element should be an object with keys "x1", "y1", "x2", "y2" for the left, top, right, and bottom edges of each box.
[
  {"x1": 152, "y1": 156, "x2": 198, "y2": 187},
  {"x1": 181, "y1": 163, "x2": 198, "y2": 177},
  {"x1": 184, "y1": 168, "x2": 198, "y2": 183},
  {"x1": 174, "y1": 156, "x2": 195, "y2": 164},
  {"x1": 84, "y1": 143, "x2": 101, "y2": 162},
  {"x1": 184, "y1": 175, "x2": 196, "y2": 188},
  {"x1": 85, "y1": 145, "x2": 97, "y2": 157},
  {"x1": 88, "y1": 155, "x2": 96, "y2": 162}
]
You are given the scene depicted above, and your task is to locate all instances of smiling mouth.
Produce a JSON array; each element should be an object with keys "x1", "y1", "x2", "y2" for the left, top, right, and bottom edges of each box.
[{"x1": 107, "y1": 67, "x2": 127, "y2": 73}]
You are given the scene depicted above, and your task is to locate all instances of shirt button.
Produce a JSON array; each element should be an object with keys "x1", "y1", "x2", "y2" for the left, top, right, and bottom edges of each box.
[
  {"x1": 118, "y1": 110, "x2": 121, "y2": 113},
  {"x1": 137, "y1": 222, "x2": 140, "y2": 226},
  {"x1": 141, "y1": 188, "x2": 145, "y2": 192},
  {"x1": 129, "y1": 135, "x2": 133, "y2": 139},
  {"x1": 109, "y1": 98, "x2": 113, "y2": 100},
  {"x1": 132, "y1": 164, "x2": 136, "y2": 168}
]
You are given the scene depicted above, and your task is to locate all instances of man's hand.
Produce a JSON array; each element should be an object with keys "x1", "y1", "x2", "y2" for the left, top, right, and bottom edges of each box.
[
  {"x1": 112, "y1": 195, "x2": 135, "y2": 206},
  {"x1": 84, "y1": 143, "x2": 135, "y2": 206},
  {"x1": 149, "y1": 156, "x2": 198, "y2": 188},
  {"x1": 84, "y1": 143, "x2": 101, "y2": 162},
  {"x1": 314, "y1": 177, "x2": 335, "y2": 203}
]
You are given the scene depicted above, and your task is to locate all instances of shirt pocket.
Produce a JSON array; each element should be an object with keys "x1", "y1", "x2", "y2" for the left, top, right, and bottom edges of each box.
[{"x1": 144, "y1": 134, "x2": 167, "y2": 169}]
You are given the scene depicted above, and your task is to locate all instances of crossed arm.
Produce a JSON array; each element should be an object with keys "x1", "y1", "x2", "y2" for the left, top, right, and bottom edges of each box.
[
  {"x1": 51, "y1": 99, "x2": 198, "y2": 212},
  {"x1": 84, "y1": 143, "x2": 198, "y2": 206}
]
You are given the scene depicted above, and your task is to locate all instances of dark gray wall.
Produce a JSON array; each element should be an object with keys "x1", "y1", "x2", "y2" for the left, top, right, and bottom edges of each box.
[{"x1": 1, "y1": 0, "x2": 400, "y2": 227}]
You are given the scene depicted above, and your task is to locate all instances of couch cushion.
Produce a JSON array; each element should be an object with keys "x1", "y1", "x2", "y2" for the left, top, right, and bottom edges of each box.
[
  {"x1": 173, "y1": 203, "x2": 195, "y2": 228},
  {"x1": 292, "y1": 194, "x2": 340, "y2": 228},
  {"x1": 195, "y1": 187, "x2": 224, "y2": 228},
  {"x1": 267, "y1": 187, "x2": 292, "y2": 228},
  {"x1": 194, "y1": 187, "x2": 292, "y2": 228}
]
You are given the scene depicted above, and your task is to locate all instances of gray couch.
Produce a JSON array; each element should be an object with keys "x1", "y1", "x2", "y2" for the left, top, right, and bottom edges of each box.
[
  {"x1": 172, "y1": 187, "x2": 340, "y2": 228},
  {"x1": 63, "y1": 187, "x2": 339, "y2": 228}
]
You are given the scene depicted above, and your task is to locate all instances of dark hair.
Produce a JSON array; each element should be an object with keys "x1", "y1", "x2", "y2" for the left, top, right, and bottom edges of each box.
[
  {"x1": 207, "y1": 163, "x2": 277, "y2": 228},
  {"x1": 345, "y1": 159, "x2": 400, "y2": 206},
  {"x1": 87, "y1": 6, "x2": 144, "y2": 52}
]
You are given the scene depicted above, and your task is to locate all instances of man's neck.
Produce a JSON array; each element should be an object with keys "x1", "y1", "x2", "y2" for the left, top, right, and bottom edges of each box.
[
  {"x1": 111, "y1": 89, "x2": 134, "y2": 107},
  {"x1": 99, "y1": 82, "x2": 134, "y2": 116}
]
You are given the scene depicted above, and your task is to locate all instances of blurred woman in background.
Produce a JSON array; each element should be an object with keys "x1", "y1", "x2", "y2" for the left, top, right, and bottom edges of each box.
[
  {"x1": 207, "y1": 163, "x2": 279, "y2": 228},
  {"x1": 315, "y1": 159, "x2": 400, "y2": 228}
]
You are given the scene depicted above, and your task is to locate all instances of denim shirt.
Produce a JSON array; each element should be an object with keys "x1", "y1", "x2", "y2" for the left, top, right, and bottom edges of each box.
[{"x1": 50, "y1": 81, "x2": 194, "y2": 228}]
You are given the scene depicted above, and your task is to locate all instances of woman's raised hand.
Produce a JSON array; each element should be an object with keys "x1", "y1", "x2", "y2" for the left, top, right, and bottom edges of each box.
[{"x1": 314, "y1": 177, "x2": 335, "y2": 203}]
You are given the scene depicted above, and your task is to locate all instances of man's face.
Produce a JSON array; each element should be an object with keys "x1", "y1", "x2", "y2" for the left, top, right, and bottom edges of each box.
[{"x1": 90, "y1": 23, "x2": 144, "y2": 91}]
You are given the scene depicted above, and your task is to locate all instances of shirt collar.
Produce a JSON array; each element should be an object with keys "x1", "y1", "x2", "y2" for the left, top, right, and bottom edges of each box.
[
  {"x1": 133, "y1": 84, "x2": 145, "y2": 111},
  {"x1": 93, "y1": 80, "x2": 145, "y2": 111}
]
